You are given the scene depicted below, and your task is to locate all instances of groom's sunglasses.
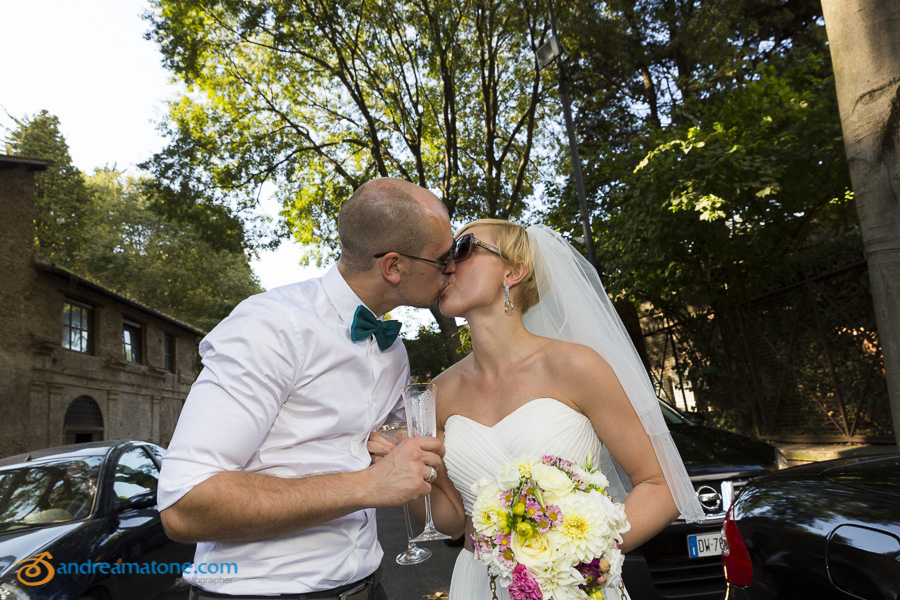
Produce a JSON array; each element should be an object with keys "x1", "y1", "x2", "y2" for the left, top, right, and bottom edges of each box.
[{"x1": 373, "y1": 243, "x2": 456, "y2": 274}]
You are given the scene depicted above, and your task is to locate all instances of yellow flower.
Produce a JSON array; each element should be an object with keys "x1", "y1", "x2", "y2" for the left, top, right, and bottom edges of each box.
[
  {"x1": 531, "y1": 463, "x2": 575, "y2": 503},
  {"x1": 548, "y1": 491, "x2": 614, "y2": 563},
  {"x1": 516, "y1": 521, "x2": 535, "y2": 539},
  {"x1": 511, "y1": 530, "x2": 555, "y2": 571},
  {"x1": 514, "y1": 456, "x2": 540, "y2": 480}
]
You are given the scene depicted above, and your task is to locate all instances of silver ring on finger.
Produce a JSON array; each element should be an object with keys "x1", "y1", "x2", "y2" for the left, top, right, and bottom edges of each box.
[{"x1": 425, "y1": 466, "x2": 437, "y2": 483}]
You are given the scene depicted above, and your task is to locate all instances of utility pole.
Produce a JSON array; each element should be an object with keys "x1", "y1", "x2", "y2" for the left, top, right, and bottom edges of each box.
[
  {"x1": 537, "y1": 1, "x2": 654, "y2": 370},
  {"x1": 537, "y1": 0, "x2": 599, "y2": 270}
]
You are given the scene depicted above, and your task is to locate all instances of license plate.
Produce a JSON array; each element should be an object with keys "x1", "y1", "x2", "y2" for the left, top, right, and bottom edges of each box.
[{"x1": 688, "y1": 532, "x2": 722, "y2": 558}]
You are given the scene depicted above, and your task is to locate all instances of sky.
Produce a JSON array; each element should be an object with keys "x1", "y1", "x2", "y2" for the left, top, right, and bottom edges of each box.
[
  {"x1": 0, "y1": 0, "x2": 321, "y2": 292},
  {"x1": 0, "y1": 0, "x2": 430, "y2": 329}
]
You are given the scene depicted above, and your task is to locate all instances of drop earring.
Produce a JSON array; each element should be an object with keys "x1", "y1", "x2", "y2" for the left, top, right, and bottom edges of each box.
[{"x1": 504, "y1": 282, "x2": 514, "y2": 316}]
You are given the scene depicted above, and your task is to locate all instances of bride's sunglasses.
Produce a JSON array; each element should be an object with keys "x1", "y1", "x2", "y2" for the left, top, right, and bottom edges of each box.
[{"x1": 453, "y1": 233, "x2": 504, "y2": 263}]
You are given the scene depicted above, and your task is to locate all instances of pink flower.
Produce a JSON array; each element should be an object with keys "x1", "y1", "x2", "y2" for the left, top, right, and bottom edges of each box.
[
  {"x1": 508, "y1": 564, "x2": 542, "y2": 600},
  {"x1": 536, "y1": 516, "x2": 551, "y2": 535},
  {"x1": 544, "y1": 504, "x2": 563, "y2": 526},
  {"x1": 470, "y1": 533, "x2": 494, "y2": 556}
]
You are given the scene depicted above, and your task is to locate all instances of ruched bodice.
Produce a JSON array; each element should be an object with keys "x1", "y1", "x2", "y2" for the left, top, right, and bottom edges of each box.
[
  {"x1": 443, "y1": 398, "x2": 628, "y2": 599},
  {"x1": 443, "y1": 397, "x2": 604, "y2": 516}
]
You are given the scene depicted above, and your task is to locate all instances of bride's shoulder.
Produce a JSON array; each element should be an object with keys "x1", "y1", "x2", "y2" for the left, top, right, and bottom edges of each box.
[
  {"x1": 542, "y1": 338, "x2": 603, "y2": 362},
  {"x1": 536, "y1": 338, "x2": 613, "y2": 379},
  {"x1": 431, "y1": 354, "x2": 473, "y2": 392},
  {"x1": 432, "y1": 356, "x2": 474, "y2": 427}
]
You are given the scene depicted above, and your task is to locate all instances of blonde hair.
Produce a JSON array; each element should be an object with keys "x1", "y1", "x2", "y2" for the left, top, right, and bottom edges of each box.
[{"x1": 456, "y1": 219, "x2": 540, "y2": 314}]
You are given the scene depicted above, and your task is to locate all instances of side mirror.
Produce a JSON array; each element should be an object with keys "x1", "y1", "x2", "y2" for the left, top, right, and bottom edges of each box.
[{"x1": 116, "y1": 491, "x2": 158, "y2": 512}]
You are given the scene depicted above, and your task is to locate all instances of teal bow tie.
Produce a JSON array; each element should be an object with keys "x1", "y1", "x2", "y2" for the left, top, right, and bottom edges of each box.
[{"x1": 350, "y1": 305, "x2": 402, "y2": 351}]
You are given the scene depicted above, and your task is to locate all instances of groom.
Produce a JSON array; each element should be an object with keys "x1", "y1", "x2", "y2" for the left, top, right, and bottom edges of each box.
[{"x1": 158, "y1": 178, "x2": 456, "y2": 599}]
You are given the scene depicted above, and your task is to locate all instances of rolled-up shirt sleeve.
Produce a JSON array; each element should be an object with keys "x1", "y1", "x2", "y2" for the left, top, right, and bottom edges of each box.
[{"x1": 158, "y1": 296, "x2": 302, "y2": 510}]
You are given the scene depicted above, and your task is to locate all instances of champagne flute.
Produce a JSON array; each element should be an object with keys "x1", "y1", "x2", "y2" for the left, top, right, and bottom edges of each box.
[
  {"x1": 374, "y1": 421, "x2": 432, "y2": 565},
  {"x1": 402, "y1": 383, "x2": 451, "y2": 542}
]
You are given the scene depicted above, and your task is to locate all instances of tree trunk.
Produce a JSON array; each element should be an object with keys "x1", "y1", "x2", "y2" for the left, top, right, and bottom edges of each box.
[
  {"x1": 822, "y1": 0, "x2": 900, "y2": 447},
  {"x1": 430, "y1": 307, "x2": 464, "y2": 364}
]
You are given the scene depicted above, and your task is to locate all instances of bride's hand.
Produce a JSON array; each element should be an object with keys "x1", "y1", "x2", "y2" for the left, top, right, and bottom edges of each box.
[{"x1": 367, "y1": 431, "x2": 397, "y2": 464}]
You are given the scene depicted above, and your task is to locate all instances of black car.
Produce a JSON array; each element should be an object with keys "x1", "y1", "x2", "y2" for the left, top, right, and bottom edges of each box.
[
  {"x1": 0, "y1": 440, "x2": 195, "y2": 600},
  {"x1": 623, "y1": 402, "x2": 788, "y2": 600},
  {"x1": 722, "y1": 453, "x2": 900, "y2": 600}
]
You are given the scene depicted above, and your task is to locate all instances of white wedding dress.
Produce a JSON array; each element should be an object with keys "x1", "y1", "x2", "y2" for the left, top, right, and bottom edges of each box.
[{"x1": 444, "y1": 397, "x2": 630, "y2": 600}]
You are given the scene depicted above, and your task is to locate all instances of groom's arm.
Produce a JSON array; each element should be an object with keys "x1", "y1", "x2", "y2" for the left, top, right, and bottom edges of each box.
[
  {"x1": 161, "y1": 436, "x2": 443, "y2": 543},
  {"x1": 158, "y1": 299, "x2": 444, "y2": 543},
  {"x1": 159, "y1": 371, "x2": 445, "y2": 543}
]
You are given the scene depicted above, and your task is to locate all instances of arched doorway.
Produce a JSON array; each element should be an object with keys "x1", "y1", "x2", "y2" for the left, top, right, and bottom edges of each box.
[{"x1": 64, "y1": 396, "x2": 104, "y2": 444}]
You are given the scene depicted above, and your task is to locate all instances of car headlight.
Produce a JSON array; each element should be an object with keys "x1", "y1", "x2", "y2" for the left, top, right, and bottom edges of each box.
[
  {"x1": 0, "y1": 581, "x2": 33, "y2": 600},
  {"x1": 774, "y1": 449, "x2": 790, "y2": 470}
]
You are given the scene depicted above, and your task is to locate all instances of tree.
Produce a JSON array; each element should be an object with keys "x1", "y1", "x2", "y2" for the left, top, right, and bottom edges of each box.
[
  {"x1": 4, "y1": 110, "x2": 93, "y2": 265},
  {"x1": 595, "y1": 60, "x2": 855, "y2": 318},
  {"x1": 140, "y1": 175, "x2": 263, "y2": 257},
  {"x1": 821, "y1": 0, "x2": 900, "y2": 446},
  {"x1": 4, "y1": 111, "x2": 263, "y2": 332},
  {"x1": 143, "y1": 0, "x2": 557, "y2": 361},
  {"x1": 80, "y1": 169, "x2": 263, "y2": 331},
  {"x1": 404, "y1": 325, "x2": 452, "y2": 382},
  {"x1": 536, "y1": 1, "x2": 879, "y2": 433},
  {"x1": 546, "y1": 0, "x2": 831, "y2": 254}
]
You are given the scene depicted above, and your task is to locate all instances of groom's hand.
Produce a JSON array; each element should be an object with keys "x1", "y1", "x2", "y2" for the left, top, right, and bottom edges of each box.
[{"x1": 366, "y1": 437, "x2": 444, "y2": 508}]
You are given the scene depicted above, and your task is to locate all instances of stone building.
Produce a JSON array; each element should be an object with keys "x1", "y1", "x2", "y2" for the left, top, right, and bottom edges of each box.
[{"x1": 0, "y1": 154, "x2": 203, "y2": 457}]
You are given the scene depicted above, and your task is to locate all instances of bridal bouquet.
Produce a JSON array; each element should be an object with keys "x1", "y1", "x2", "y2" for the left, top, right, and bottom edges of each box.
[{"x1": 470, "y1": 454, "x2": 630, "y2": 600}]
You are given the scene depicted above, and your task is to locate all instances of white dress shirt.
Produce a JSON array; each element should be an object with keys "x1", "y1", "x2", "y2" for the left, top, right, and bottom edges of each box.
[{"x1": 158, "y1": 265, "x2": 408, "y2": 595}]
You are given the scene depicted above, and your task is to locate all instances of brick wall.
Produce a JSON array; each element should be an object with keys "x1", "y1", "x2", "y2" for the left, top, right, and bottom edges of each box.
[{"x1": 0, "y1": 156, "x2": 200, "y2": 456}]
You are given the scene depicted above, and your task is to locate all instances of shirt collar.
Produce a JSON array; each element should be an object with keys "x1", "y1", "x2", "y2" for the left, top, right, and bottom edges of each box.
[{"x1": 322, "y1": 265, "x2": 383, "y2": 325}]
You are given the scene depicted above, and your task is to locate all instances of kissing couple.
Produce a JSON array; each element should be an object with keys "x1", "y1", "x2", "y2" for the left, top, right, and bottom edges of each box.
[{"x1": 158, "y1": 178, "x2": 702, "y2": 600}]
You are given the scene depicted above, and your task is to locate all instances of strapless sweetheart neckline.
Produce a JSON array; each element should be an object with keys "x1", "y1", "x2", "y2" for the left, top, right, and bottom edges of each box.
[
  {"x1": 444, "y1": 396, "x2": 588, "y2": 430},
  {"x1": 443, "y1": 395, "x2": 620, "y2": 598},
  {"x1": 443, "y1": 395, "x2": 604, "y2": 516}
]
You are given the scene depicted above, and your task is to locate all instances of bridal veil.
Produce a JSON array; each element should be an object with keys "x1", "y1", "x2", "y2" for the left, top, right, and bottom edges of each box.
[{"x1": 522, "y1": 224, "x2": 705, "y2": 523}]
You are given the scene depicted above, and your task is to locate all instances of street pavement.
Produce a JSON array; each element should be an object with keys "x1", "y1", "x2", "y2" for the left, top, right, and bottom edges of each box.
[{"x1": 376, "y1": 507, "x2": 460, "y2": 599}]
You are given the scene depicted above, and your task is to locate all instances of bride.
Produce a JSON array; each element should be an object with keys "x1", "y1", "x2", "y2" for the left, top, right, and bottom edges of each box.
[{"x1": 381, "y1": 220, "x2": 703, "y2": 599}]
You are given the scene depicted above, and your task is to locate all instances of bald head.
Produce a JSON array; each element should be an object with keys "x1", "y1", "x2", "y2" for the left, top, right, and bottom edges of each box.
[{"x1": 338, "y1": 178, "x2": 449, "y2": 273}]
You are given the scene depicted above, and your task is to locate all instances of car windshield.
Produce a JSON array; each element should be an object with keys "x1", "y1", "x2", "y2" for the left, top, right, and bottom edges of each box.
[
  {"x1": 658, "y1": 401, "x2": 688, "y2": 427},
  {"x1": 0, "y1": 457, "x2": 103, "y2": 529}
]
